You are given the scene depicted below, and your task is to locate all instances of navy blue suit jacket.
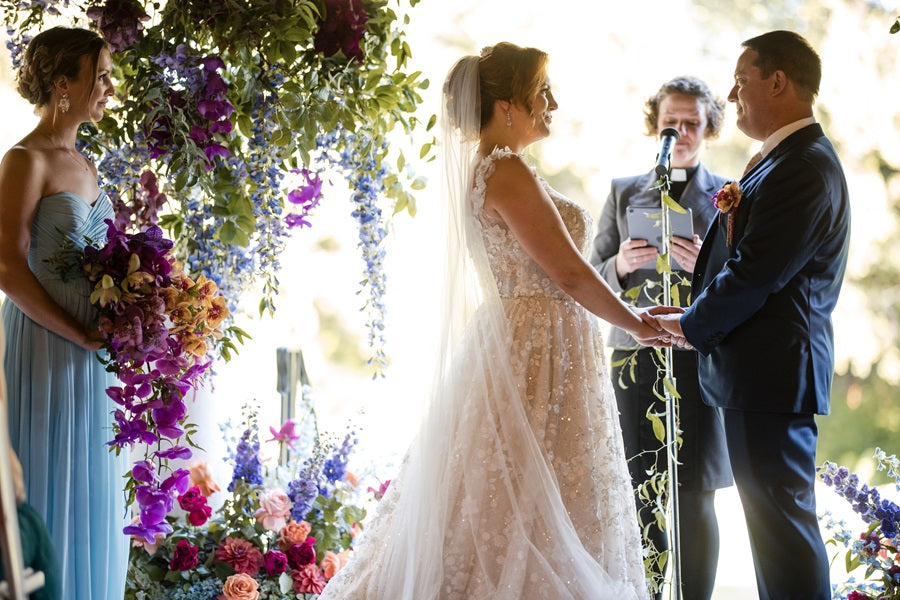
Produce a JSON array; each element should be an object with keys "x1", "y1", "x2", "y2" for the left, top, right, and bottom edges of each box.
[{"x1": 681, "y1": 124, "x2": 850, "y2": 415}]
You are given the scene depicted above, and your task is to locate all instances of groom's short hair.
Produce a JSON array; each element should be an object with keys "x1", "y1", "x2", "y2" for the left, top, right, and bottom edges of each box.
[{"x1": 742, "y1": 30, "x2": 822, "y2": 102}]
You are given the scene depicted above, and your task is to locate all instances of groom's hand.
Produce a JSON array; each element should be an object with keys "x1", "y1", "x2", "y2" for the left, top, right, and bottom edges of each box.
[
  {"x1": 647, "y1": 306, "x2": 693, "y2": 349},
  {"x1": 631, "y1": 307, "x2": 672, "y2": 347}
]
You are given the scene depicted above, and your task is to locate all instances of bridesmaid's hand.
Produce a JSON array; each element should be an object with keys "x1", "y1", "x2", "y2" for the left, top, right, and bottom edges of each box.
[{"x1": 80, "y1": 329, "x2": 104, "y2": 351}]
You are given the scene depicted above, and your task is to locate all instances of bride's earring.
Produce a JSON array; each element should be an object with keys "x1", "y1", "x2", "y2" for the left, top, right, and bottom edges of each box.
[
  {"x1": 58, "y1": 94, "x2": 70, "y2": 114},
  {"x1": 506, "y1": 108, "x2": 511, "y2": 127}
]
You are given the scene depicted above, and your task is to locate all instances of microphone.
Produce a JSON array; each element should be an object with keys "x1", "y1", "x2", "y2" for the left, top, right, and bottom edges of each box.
[{"x1": 654, "y1": 127, "x2": 680, "y2": 176}]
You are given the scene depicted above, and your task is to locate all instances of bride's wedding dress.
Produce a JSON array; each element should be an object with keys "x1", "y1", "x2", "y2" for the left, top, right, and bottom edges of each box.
[{"x1": 321, "y1": 147, "x2": 648, "y2": 599}]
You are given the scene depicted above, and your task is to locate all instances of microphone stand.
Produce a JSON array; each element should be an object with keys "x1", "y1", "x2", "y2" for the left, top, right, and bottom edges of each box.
[{"x1": 652, "y1": 133, "x2": 683, "y2": 600}]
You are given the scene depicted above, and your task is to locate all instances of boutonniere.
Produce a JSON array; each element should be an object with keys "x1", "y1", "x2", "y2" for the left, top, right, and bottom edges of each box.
[{"x1": 711, "y1": 181, "x2": 742, "y2": 247}]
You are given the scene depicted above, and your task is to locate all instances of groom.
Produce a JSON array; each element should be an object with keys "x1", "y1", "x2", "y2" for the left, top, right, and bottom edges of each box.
[{"x1": 654, "y1": 31, "x2": 850, "y2": 599}]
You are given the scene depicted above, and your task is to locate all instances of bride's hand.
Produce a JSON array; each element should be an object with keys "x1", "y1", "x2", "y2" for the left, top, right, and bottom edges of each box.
[{"x1": 630, "y1": 308, "x2": 671, "y2": 347}]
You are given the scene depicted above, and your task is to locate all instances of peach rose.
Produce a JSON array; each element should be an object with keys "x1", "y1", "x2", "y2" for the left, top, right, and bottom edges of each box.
[
  {"x1": 188, "y1": 461, "x2": 221, "y2": 497},
  {"x1": 253, "y1": 489, "x2": 292, "y2": 531},
  {"x1": 320, "y1": 549, "x2": 351, "y2": 580},
  {"x1": 350, "y1": 522, "x2": 362, "y2": 539},
  {"x1": 219, "y1": 573, "x2": 259, "y2": 600},
  {"x1": 279, "y1": 520, "x2": 311, "y2": 550}
]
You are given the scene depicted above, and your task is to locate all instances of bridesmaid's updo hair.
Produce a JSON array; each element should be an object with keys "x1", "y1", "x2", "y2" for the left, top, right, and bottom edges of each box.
[
  {"x1": 16, "y1": 26, "x2": 107, "y2": 108},
  {"x1": 478, "y1": 42, "x2": 548, "y2": 131}
]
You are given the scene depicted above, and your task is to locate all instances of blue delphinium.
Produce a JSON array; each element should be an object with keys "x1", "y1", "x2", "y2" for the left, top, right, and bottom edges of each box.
[
  {"x1": 228, "y1": 412, "x2": 263, "y2": 492},
  {"x1": 287, "y1": 443, "x2": 327, "y2": 520},
  {"x1": 323, "y1": 431, "x2": 358, "y2": 485}
]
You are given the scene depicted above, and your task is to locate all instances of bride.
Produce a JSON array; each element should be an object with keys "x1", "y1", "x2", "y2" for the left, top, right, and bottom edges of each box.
[{"x1": 321, "y1": 42, "x2": 664, "y2": 599}]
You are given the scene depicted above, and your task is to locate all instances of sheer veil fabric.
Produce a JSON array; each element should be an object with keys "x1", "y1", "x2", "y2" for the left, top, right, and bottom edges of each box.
[{"x1": 319, "y1": 55, "x2": 648, "y2": 600}]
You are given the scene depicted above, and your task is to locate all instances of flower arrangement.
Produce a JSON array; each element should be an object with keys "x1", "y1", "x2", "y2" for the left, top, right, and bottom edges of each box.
[
  {"x1": 82, "y1": 219, "x2": 245, "y2": 540},
  {"x1": 711, "y1": 181, "x2": 742, "y2": 247},
  {"x1": 3, "y1": 0, "x2": 433, "y2": 367},
  {"x1": 125, "y1": 405, "x2": 376, "y2": 599},
  {"x1": 819, "y1": 448, "x2": 900, "y2": 599}
]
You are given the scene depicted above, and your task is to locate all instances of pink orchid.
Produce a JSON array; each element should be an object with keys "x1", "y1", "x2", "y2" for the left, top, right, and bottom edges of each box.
[{"x1": 268, "y1": 420, "x2": 301, "y2": 450}]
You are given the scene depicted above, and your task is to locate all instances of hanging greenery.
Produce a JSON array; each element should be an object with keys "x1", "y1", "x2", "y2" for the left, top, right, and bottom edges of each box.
[{"x1": 3, "y1": 0, "x2": 433, "y2": 371}]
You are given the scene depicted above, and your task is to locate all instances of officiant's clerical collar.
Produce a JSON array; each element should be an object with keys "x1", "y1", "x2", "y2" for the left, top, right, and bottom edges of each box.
[{"x1": 669, "y1": 165, "x2": 698, "y2": 182}]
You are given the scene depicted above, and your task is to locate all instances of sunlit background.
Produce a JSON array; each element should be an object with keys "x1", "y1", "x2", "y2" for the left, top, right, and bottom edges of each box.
[{"x1": 2, "y1": 0, "x2": 900, "y2": 597}]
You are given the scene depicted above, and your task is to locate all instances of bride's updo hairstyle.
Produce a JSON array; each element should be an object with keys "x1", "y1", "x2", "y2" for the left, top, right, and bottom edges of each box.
[
  {"x1": 443, "y1": 42, "x2": 548, "y2": 139},
  {"x1": 477, "y1": 42, "x2": 548, "y2": 130},
  {"x1": 16, "y1": 26, "x2": 107, "y2": 108}
]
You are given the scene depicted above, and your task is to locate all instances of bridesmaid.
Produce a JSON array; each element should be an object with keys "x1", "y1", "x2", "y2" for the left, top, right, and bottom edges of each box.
[{"x1": 0, "y1": 26, "x2": 127, "y2": 598}]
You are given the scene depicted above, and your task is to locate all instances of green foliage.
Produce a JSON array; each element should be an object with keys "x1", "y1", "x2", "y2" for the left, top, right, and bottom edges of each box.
[{"x1": 4, "y1": 0, "x2": 434, "y2": 320}]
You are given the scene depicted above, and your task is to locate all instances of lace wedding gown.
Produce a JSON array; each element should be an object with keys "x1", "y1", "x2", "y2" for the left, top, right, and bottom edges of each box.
[{"x1": 321, "y1": 147, "x2": 648, "y2": 599}]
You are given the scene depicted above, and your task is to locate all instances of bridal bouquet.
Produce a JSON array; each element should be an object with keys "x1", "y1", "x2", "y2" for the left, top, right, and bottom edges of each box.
[
  {"x1": 83, "y1": 219, "x2": 242, "y2": 541},
  {"x1": 125, "y1": 406, "x2": 373, "y2": 600},
  {"x1": 818, "y1": 449, "x2": 900, "y2": 599}
]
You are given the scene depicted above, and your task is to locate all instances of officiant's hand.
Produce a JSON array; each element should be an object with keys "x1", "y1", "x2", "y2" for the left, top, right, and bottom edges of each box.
[
  {"x1": 670, "y1": 234, "x2": 703, "y2": 273},
  {"x1": 615, "y1": 238, "x2": 659, "y2": 279}
]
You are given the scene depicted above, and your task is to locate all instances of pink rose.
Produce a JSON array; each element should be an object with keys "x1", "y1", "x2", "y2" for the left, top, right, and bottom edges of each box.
[
  {"x1": 320, "y1": 549, "x2": 350, "y2": 580},
  {"x1": 214, "y1": 537, "x2": 264, "y2": 576},
  {"x1": 219, "y1": 573, "x2": 259, "y2": 600},
  {"x1": 169, "y1": 539, "x2": 199, "y2": 571},
  {"x1": 253, "y1": 489, "x2": 292, "y2": 531},
  {"x1": 278, "y1": 520, "x2": 311, "y2": 550},
  {"x1": 291, "y1": 564, "x2": 326, "y2": 595}
]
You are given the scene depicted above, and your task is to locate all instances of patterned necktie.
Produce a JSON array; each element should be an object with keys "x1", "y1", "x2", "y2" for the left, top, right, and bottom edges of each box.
[{"x1": 742, "y1": 151, "x2": 763, "y2": 176}]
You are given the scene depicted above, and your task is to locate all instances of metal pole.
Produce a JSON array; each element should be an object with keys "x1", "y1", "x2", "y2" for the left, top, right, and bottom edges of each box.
[{"x1": 658, "y1": 181, "x2": 682, "y2": 600}]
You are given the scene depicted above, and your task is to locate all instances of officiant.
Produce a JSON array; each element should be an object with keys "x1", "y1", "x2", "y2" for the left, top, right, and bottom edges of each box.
[{"x1": 589, "y1": 75, "x2": 733, "y2": 600}]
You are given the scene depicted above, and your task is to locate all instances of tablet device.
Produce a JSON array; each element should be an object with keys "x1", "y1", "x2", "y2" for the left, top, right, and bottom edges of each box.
[{"x1": 625, "y1": 205, "x2": 694, "y2": 270}]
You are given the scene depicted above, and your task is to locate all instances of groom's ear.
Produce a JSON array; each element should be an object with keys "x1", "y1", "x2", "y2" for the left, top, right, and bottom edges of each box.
[{"x1": 770, "y1": 70, "x2": 789, "y2": 97}]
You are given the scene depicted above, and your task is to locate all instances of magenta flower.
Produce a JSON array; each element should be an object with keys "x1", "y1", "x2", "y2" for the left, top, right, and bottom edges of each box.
[
  {"x1": 313, "y1": 0, "x2": 369, "y2": 61},
  {"x1": 169, "y1": 539, "x2": 199, "y2": 571},
  {"x1": 177, "y1": 486, "x2": 212, "y2": 526},
  {"x1": 263, "y1": 550, "x2": 289, "y2": 576},
  {"x1": 268, "y1": 420, "x2": 301, "y2": 450},
  {"x1": 286, "y1": 538, "x2": 317, "y2": 569},
  {"x1": 86, "y1": 0, "x2": 150, "y2": 52},
  {"x1": 155, "y1": 445, "x2": 192, "y2": 460}
]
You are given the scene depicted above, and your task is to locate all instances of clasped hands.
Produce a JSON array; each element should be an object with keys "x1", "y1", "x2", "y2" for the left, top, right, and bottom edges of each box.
[{"x1": 631, "y1": 306, "x2": 692, "y2": 349}]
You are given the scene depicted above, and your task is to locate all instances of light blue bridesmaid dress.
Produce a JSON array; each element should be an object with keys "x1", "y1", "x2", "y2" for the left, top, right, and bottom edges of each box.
[{"x1": 3, "y1": 192, "x2": 128, "y2": 600}]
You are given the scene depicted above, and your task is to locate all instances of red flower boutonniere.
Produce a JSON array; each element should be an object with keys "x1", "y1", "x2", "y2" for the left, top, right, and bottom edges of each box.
[{"x1": 711, "y1": 181, "x2": 742, "y2": 247}]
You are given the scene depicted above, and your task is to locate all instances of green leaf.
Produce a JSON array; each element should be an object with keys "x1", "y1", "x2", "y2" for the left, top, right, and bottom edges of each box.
[
  {"x1": 891, "y1": 18, "x2": 900, "y2": 34},
  {"x1": 419, "y1": 142, "x2": 432, "y2": 159},
  {"x1": 661, "y1": 193, "x2": 687, "y2": 213},
  {"x1": 662, "y1": 376, "x2": 681, "y2": 400},
  {"x1": 649, "y1": 410, "x2": 666, "y2": 443}
]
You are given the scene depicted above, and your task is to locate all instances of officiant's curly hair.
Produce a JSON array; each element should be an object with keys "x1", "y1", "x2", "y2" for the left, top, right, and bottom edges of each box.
[
  {"x1": 742, "y1": 30, "x2": 821, "y2": 102},
  {"x1": 477, "y1": 42, "x2": 549, "y2": 130},
  {"x1": 643, "y1": 76, "x2": 725, "y2": 139}
]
